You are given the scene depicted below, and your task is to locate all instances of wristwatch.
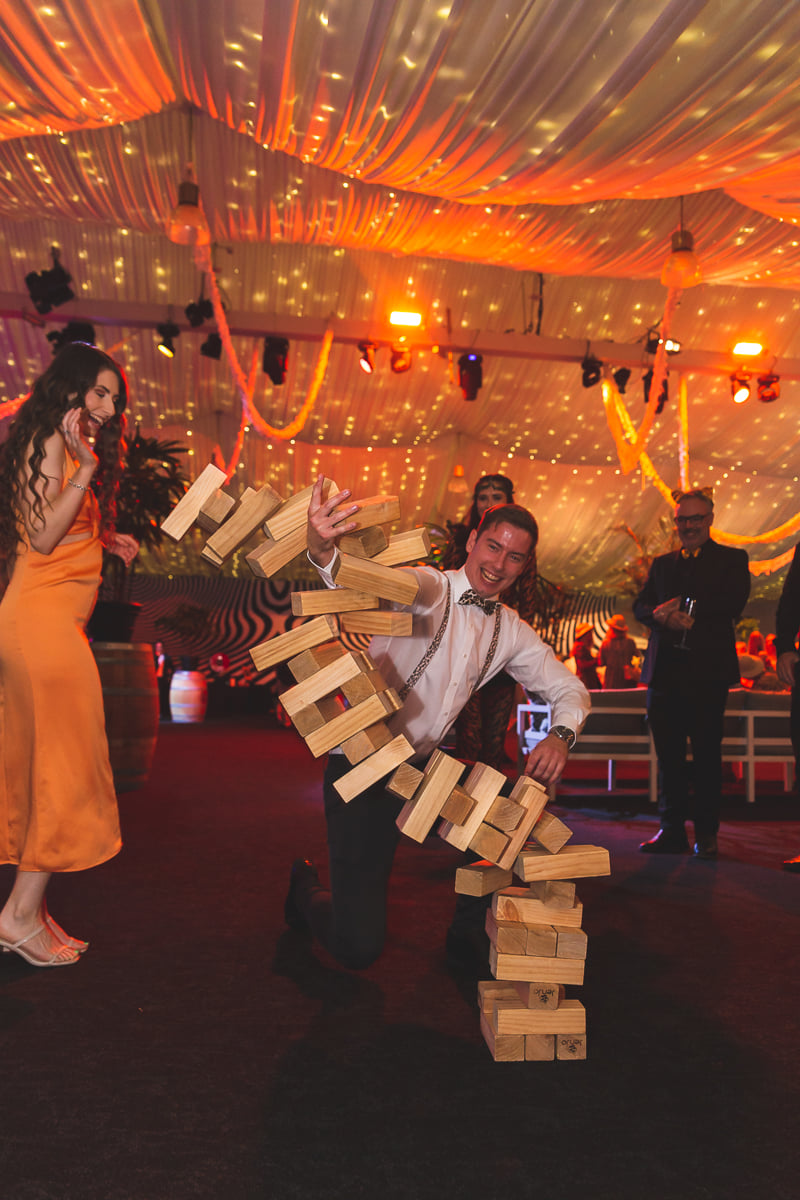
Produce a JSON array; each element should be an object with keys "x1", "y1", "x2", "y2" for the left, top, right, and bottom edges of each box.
[{"x1": 549, "y1": 725, "x2": 576, "y2": 751}]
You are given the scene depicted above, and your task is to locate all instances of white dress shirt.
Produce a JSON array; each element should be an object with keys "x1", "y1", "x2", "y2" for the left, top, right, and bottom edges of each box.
[{"x1": 312, "y1": 552, "x2": 590, "y2": 760}]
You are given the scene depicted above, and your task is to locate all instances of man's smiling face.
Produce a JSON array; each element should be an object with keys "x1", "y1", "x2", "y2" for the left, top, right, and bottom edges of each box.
[{"x1": 464, "y1": 520, "x2": 532, "y2": 598}]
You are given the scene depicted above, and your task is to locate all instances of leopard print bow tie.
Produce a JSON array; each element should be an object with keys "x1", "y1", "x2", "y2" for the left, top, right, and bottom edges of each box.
[{"x1": 458, "y1": 588, "x2": 499, "y2": 615}]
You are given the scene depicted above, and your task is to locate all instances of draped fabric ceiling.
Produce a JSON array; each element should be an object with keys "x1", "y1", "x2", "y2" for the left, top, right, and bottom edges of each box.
[{"x1": 2, "y1": 0, "x2": 800, "y2": 596}]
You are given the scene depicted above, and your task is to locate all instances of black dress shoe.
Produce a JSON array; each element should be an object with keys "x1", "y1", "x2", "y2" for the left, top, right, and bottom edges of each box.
[
  {"x1": 639, "y1": 830, "x2": 690, "y2": 854},
  {"x1": 284, "y1": 858, "x2": 320, "y2": 930},
  {"x1": 783, "y1": 855, "x2": 800, "y2": 873},
  {"x1": 693, "y1": 836, "x2": 718, "y2": 860}
]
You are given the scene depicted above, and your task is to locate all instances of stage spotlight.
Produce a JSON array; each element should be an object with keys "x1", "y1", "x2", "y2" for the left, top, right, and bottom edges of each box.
[
  {"x1": 358, "y1": 342, "x2": 376, "y2": 374},
  {"x1": 612, "y1": 367, "x2": 631, "y2": 394},
  {"x1": 157, "y1": 321, "x2": 180, "y2": 358},
  {"x1": 643, "y1": 368, "x2": 668, "y2": 413},
  {"x1": 25, "y1": 247, "x2": 74, "y2": 314},
  {"x1": 263, "y1": 336, "x2": 289, "y2": 384},
  {"x1": 730, "y1": 371, "x2": 750, "y2": 404},
  {"x1": 458, "y1": 352, "x2": 482, "y2": 400},
  {"x1": 664, "y1": 338, "x2": 681, "y2": 355},
  {"x1": 390, "y1": 346, "x2": 413, "y2": 375},
  {"x1": 581, "y1": 354, "x2": 603, "y2": 388},
  {"x1": 200, "y1": 332, "x2": 222, "y2": 360},
  {"x1": 46, "y1": 321, "x2": 96, "y2": 354},
  {"x1": 185, "y1": 297, "x2": 214, "y2": 327},
  {"x1": 757, "y1": 373, "x2": 780, "y2": 403},
  {"x1": 645, "y1": 329, "x2": 660, "y2": 355}
]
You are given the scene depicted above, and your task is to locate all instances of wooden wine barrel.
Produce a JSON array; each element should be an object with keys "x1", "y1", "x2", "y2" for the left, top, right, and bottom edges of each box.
[
  {"x1": 169, "y1": 669, "x2": 209, "y2": 723},
  {"x1": 91, "y1": 642, "x2": 159, "y2": 792}
]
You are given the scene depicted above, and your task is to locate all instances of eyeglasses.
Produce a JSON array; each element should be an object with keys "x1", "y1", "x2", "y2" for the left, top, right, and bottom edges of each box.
[{"x1": 674, "y1": 515, "x2": 709, "y2": 527}]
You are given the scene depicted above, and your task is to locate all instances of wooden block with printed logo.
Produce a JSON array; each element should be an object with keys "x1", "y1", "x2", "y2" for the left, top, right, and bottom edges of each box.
[
  {"x1": 494, "y1": 775, "x2": 550, "y2": 870},
  {"x1": 530, "y1": 809, "x2": 574, "y2": 854},
  {"x1": 494, "y1": 887, "x2": 584, "y2": 929},
  {"x1": 340, "y1": 611, "x2": 413, "y2": 637},
  {"x1": 525, "y1": 923, "x2": 558, "y2": 956},
  {"x1": 439, "y1": 762, "x2": 506, "y2": 852},
  {"x1": 346, "y1": 494, "x2": 401, "y2": 532},
  {"x1": 333, "y1": 734, "x2": 415, "y2": 803},
  {"x1": 526, "y1": 1035, "x2": 556, "y2": 1061},
  {"x1": 203, "y1": 483, "x2": 283, "y2": 561},
  {"x1": 512, "y1": 981, "x2": 565, "y2": 1010},
  {"x1": 469, "y1": 822, "x2": 511, "y2": 864},
  {"x1": 439, "y1": 785, "x2": 476, "y2": 826},
  {"x1": 490, "y1": 946, "x2": 585, "y2": 985},
  {"x1": 305, "y1": 690, "x2": 401, "y2": 758},
  {"x1": 386, "y1": 762, "x2": 424, "y2": 800},
  {"x1": 555, "y1": 926, "x2": 588, "y2": 960},
  {"x1": 478, "y1": 980, "x2": 524, "y2": 1015},
  {"x1": 485, "y1": 794, "x2": 527, "y2": 833},
  {"x1": 373, "y1": 527, "x2": 432, "y2": 567},
  {"x1": 485, "y1": 909, "x2": 528, "y2": 956},
  {"x1": 250, "y1": 615, "x2": 339, "y2": 673},
  {"x1": 290, "y1": 695, "x2": 345, "y2": 737},
  {"x1": 262, "y1": 479, "x2": 338, "y2": 542},
  {"x1": 454, "y1": 861, "x2": 513, "y2": 897},
  {"x1": 493, "y1": 998, "x2": 586, "y2": 1037},
  {"x1": 557, "y1": 1033, "x2": 588, "y2": 1060},
  {"x1": 245, "y1": 526, "x2": 308, "y2": 578},
  {"x1": 396, "y1": 749, "x2": 464, "y2": 843},
  {"x1": 342, "y1": 722, "x2": 394, "y2": 765},
  {"x1": 278, "y1": 650, "x2": 374, "y2": 717},
  {"x1": 339, "y1": 527, "x2": 388, "y2": 558},
  {"x1": 291, "y1": 590, "x2": 379, "y2": 617},
  {"x1": 196, "y1": 488, "x2": 236, "y2": 532},
  {"x1": 331, "y1": 553, "x2": 419, "y2": 606},
  {"x1": 479, "y1": 1013, "x2": 524, "y2": 1063},
  {"x1": 288, "y1": 641, "x2": 348, "y2": 683},
  {"x1": 161, "y1": 463, "x2": 227, "y2": 541},
  {"x1": 514, "y1": 844, "x2": 611, "y2": 883}
]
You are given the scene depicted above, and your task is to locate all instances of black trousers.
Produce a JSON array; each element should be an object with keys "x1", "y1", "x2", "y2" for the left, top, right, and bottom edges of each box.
[
  {"x1": 298, "y1": 754, "x2": 492, "y2": 969},
  {"x1": 647, "y1": 679, "x2": 729, "y2": 839}
]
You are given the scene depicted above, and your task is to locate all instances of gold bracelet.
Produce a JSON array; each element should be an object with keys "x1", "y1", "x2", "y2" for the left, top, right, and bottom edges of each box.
[{"x1": 67, "y1": 478, "x2": 88, "y2": 492}]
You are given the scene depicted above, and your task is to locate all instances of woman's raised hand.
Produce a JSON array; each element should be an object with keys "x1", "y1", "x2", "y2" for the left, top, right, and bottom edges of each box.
[{"x1": 60, "y1": 407, "x2": 98, "y2": 471}]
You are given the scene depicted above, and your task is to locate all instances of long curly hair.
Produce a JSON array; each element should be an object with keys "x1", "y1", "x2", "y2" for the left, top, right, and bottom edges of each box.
[{"x1": 0, "y1": 342, "x2": 128, "y2": 568}]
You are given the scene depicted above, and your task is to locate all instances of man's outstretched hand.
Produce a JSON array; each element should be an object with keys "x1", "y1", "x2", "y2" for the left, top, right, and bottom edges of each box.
[{"x1": 306, "y1": 474, "x2": 360, "y2": 568}]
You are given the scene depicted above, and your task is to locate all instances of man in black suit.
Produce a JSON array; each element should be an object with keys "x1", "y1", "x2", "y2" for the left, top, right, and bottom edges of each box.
[
  {"x1": 633, "y1": 488, "x2": 750, "y2": 858},
  {"x1": 775, "y1": 544, "x2": 800, "y2": 872}
]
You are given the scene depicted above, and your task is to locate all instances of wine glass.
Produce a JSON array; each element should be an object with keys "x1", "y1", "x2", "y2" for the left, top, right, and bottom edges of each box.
[{"x1": 677, "y1": 596, "x2": 696, "y2": 650}]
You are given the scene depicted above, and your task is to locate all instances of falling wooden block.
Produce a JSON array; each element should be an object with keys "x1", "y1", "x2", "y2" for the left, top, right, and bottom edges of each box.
[
  {"x1": 454, "y1": 861, "x2": 513, "y2": 897},
  {"x1": 530, "y1": 809, "x2": 574, "y2": 854},
  {"x1": 485, "y1": 909, "x2": 528, "y2": 956},
  {"x1": 339, "y1": 527, "x2": 388, "y2": 558},
  {"x1": 340, "y1": 611, "x2": 413, "y2": 637},
  {"x1": 341, "y1": 722, "x2": 394, "y2": 765},
  {"x1": 246, "y1": 526, "x2": 307, "y2": 578},
  {"x1": 288, "y1": 641, "x2": 348, "y2": 683},
  {"x1": 396, "y1": 749, "x2": 464, "y2": 843},
  {"x1": 290, "y1": 695, "x2": 346, "y2": 737},
  {"x1": 494, "y1": 887, "x2": 584, "y2": 929},
  {"x1": 304, "y1": 690, "x2": 401, "y2": 758},
  {"x1": 161, "y1": 463, "x2": 227, "y2": 541},
  {"x1": 262, "y1": 478, "x2": 339, "y2": 542},
  {"x1": 439, "y1": 762, "x2": 506, "y2": 852},
  {"x1": 485, "y1": 794, "x2": 527, "y2": 833},
  {"x1": 512, "y1": 981, "x2": 565, "y2": 1010},
  {"x1": 203, "y1": 483, "x2": 283, "y2": 562},
  {"x1": 525, "y1": 1034, "x2": 556, "y2": 1061},
  {"x1": 490, "y1": 946, "x2": 585, "y2": 985},
  {"x1": 332, "y1": 734, "x2": 415, "y2": 803},
  {"x1": 373, "y1": 527, "x2": 432, "y2": 567},
  {"x1": 555, "y1": 926, "x2": 588, "y2": 960},
  {"x1": 493, "y1": 998, "x2": 586, "y2": 1036},
  {"x1": 340, "y1": 668, "x2": 390, "y2": 706},
  {"x1": 479, "y1": 1012, "x2": 524, "y2": 1063},
  {"x1": 278, "y1": 651, "x2": 374, "y2": 718},
  {"x1": 439, "y1": 785, "x2": 476, "y2": 826},
  {"x1": 477, "y1": 980, "x2": 525, "y2": 1015},
  {"x1": 386, "y1": 762, "x2": 424, "y2": 801},
  {"x1": 291, "y1": 590, "x2": 379, "y2": 617},
  {"x1": 196, "y1": 488, "x2": 236, "y2": 532},
  {"x1": 525, "y1": 924, "x2": 558, "y2": 957},
  {"x1": 346, "y1": 494, "x2": 401, "y2": 531},
  {"x1": 469, "y1": 822, "x2": 511, "y2": 863},
  {"x1": 250, "y1": 615, "x2": 339, "y2": 673},
  {"x1": 514, "y1": 844, "x2": 611, "y2": 883},
  {"x1": 557, "y1": 1033, "x2": 587, "y2": 1061},
  {"x1": 331, "y1": 552, "x2": 419, "y2": 606},
  {"x1": 494, "y1": 775, "x2": 550, "y2": 870}
]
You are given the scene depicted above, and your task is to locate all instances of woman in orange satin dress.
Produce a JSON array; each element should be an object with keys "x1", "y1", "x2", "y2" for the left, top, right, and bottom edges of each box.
[{"x1": 0, "y1": 343, "x2": 138, "y2": 967}]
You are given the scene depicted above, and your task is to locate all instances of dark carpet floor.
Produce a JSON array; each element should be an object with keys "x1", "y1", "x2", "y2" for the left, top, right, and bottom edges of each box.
[{"x1": 1, "y1": 715, "x2": 799, "y2": 1200}]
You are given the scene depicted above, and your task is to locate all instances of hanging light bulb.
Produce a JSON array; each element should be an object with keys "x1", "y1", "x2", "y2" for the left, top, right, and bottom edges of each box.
[
  {"x1": 661, "y1": 198, "x2": 701, "y2": 289},
  {"x1": 168, "y1": 163, "x2": 210, "y2": 246},
  {"x1": 447, "y1": 464, "x2": 470, "y2": 496}
]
